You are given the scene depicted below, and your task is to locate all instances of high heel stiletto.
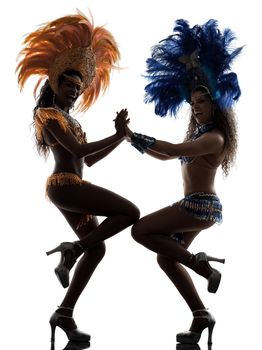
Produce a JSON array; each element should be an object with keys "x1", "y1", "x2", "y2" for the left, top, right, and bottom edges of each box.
[
  {"x1": 176, "y1": 309, "x2": 215, "y2": 345},
  {"x1": 46, "y1": 242, "x2": 83, "y2": 288},
  {"x1": 194, "y1": 252, "x2": 225, "y2": 293},
  {"x1": 195, "y1": 252, "x2": 225, "y2": 265},
  {"x1": 49, "y1": 306, "x2": 91, "y2": 343}
]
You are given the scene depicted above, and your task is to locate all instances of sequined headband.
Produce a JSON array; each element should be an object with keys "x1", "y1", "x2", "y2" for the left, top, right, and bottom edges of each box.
[{"x1": 49, "y1": 46, "x2": 96, "y2": 94}]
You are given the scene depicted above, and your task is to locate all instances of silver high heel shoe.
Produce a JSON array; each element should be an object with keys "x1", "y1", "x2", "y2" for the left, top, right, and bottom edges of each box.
[
  {"x1": 194, "y1": 252, "x2": 225, "y2": 293},
  {"x1": 46, "y1": 242, "x2": 83, "y2": 288},
  {"x1": 176, "y1": 309, "x2": 215, "y2": 345},
  {"x1": 49, "y1": 306, "x2": 91, "y2": 343}
]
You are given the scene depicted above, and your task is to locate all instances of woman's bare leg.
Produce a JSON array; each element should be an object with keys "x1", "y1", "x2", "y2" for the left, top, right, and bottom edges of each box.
[
  {"x1": 57, "y1": 213, "x2": 105, "y2": 313},
  {"x1": 157, "y1": 230, "x2": 204, "y2": 312},
  {"x1": 132, "y1": 205, "x2": 215, "y2": 330},
  {"x1": 47, "y1": 182, "x2": 140, "y2": 249},
  {"x1": 131, "y1": 205, "x2": 213, "y2": 273},
  {"x1": 47, "y1": 182, "x2": 139, "y2": 322}
]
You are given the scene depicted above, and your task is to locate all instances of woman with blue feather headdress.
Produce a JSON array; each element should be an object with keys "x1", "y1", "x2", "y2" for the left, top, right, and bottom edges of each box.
[{"x1": 121, "y1": 19, "x2": 242, "y2": 345}]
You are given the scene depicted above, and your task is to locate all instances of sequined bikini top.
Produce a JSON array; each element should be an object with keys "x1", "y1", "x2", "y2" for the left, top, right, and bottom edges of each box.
[
  {"x1": 52, "y1": 105, "x2": 87, "y2": 144},
  {"x1": 34, "y1": 105, "x2": 87, "y2": 148}
]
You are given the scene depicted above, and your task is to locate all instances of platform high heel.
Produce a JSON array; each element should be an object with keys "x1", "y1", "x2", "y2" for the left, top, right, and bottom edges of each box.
[
  {"x1": 194, "y1": 252, "x2": 225, "y2": 293},
  {"x1": 46, "y1": 242, "x2": 84, "y2": 288},
  {"x1": 176, "y1": 309, "x2": 215, "y2": 345},
  {"x1": 49, "y1": 306, "x2": 91, "y2": 343},
  {"x1": 176, "y1": 344, "x2": 200, "y2": 350},
  {"x1": 63, "y1": 340, "x2": 91, "y2": 350}
]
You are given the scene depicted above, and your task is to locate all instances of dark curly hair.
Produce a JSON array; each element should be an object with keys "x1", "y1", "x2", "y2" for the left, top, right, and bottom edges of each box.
[
  {"x1": 32, "y1": 70, "x2": 82, "y2": 157},
  {"x1": 185, "y1": 87, "x2": 238, "y2": 176}
]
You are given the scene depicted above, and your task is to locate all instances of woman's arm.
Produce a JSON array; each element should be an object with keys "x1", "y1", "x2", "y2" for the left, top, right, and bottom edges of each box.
[
  {"x1": 143, "y1": 148, "x2": 171, "y2": 160},
  {"x1": 84, "y1": 108, "x2": 129, "y2": 166},
  {"x1": 45, "y1": 118, "x2": 125, "y2": 158},
  {"x1": 125, "y1": 125, "x2": 224, "y2": 159},
  {"x1": 138, "y1": 142, "x2": 172, "y2": 160},
  {"x1": 125, "y1": 125, "x2": 170, "y2": 160},
  {"x1": 149, "y1": 132, "x2": 224, "y2": 158},
  {"x1": 84, "y1": 138, "x2": 123, "y2": 166},
  {"x1": 44, "y1": 108, "x2": 129, "y2": 161}
]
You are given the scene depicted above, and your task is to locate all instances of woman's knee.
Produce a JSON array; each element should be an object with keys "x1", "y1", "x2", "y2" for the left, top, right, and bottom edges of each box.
[
  {"x1": 131, "y1": 220, "x2": 146, "y2": 242},
  {"x1": 126, "y1": 203, "x2": 140, "y2": 224},
  {"x1": 87, "y1": 242, "x2": 106, "y2": 261},
  {"x1": 157, "y1": 254, "x2": 175, "y2": 271},
  {"x1": 118, "y1": 204, "x2": 140, "y2": 228}
]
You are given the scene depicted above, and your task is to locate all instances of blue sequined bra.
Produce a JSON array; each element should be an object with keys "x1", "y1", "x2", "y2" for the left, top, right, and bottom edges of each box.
[{"x1": 179, "y1": 122, "x2": 215, "y2": 164}]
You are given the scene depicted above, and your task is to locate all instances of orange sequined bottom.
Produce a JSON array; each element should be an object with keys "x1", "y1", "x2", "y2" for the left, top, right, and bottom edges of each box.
[{"x1": 46, "y1": 172, "x2": 93, "y2": 230}]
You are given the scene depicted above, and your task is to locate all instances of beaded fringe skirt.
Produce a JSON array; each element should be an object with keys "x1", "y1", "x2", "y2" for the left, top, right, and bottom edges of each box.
[{"x1": 178, "y1": 192, "x2": 223, "y2": 224}]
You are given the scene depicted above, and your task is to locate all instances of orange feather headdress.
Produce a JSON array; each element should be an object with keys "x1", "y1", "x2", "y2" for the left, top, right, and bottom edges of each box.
[{"x1": 16, "y1": 10, "x2": 120, "y2": 112}]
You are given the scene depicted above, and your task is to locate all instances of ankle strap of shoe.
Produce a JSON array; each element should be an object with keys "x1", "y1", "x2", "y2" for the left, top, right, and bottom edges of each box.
[
  {"x1": 58, "y1": 305, "x2": 74, "y2": 311},
  {"x1": 74, "y1": 241, "x2": 85, "y2": 252},
  {"x1": 193, "y1": 308, "x2": 209, "y2": 315},
  {"x1": 193, "y1": 308, "x2": 213, "y2": 321}
]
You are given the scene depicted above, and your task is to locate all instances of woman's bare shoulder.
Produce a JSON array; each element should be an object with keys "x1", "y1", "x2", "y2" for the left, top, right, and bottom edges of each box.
[{"x1": 208, "y1": 129, "x2": 225, "y2": 145}]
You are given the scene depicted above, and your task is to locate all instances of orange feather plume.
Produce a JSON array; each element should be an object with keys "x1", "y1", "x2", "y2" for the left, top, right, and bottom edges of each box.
[{"x1": 16, "y1": 10, "x2": 120, "y2": 112}]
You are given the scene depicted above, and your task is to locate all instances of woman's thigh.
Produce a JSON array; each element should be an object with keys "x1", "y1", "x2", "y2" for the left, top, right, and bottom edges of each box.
[
  {"x1": 132, "y1": 204, "x2": 214, "y2": 237},
  {"x1": 58, "y1": 208, "x2": 99, "y2": 238},
  {"x1": 58, "y1": 208, "x2": 106, "y2": 257},
  {"x1": 47, "y1": 182, "x2": 140, "y2": 218}
]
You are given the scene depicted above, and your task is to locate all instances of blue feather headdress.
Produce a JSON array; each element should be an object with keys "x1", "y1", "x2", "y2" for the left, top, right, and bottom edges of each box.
[{"x1": 144, "y1": 19, "x2": 242, "y2": 117}]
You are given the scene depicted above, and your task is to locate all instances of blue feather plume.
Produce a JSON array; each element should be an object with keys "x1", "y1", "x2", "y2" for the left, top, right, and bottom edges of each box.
[{"x1": 144, "y1": 19, "x2": 243, "y2": 117}]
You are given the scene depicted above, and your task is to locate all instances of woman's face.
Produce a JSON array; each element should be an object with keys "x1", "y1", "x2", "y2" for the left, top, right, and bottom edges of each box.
[
  {"x1": 190, "y1": 90, "x2": 214, "y2": 125},
  {"x1": 56, "y1": 76, "x2": 82, "y2": 109}
]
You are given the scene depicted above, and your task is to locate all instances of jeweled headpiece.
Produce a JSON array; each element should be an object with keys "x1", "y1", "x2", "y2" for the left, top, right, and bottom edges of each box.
[
  {"x1": 144, "y1": 19, "x2": 243, "y2": 117},
  {"x1": 16, "y1": 10, "x2": 120, "y2": 111}
]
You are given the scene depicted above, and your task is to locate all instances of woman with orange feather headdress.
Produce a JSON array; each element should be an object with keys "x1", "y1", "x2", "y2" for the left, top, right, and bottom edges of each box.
[{"x1": 16, "y1": 10, "x2": 140, "y2": 345}]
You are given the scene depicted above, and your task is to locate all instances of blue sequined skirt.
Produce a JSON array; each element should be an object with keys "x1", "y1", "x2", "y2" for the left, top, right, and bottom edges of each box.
[
  {"x1": 171, "y1": 192, "x2": 222, "y2": 245},
  {"x1": 178, "y1": 192, "x2": 223, "y2": 223}
]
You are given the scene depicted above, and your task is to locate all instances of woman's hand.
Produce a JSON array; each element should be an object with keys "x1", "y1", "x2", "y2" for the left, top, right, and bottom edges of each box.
[
  {"x1": 124, "y1": 124, "x2": 133, "y2": 142},
  {"x1": 114, "y1": 108, "x2": 130, "y2": 136}
]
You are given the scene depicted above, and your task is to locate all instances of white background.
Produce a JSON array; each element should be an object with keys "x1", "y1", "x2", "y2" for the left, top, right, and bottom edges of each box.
[{"x1": 1, "y1": 0, "x2": 261, "y2": 349}]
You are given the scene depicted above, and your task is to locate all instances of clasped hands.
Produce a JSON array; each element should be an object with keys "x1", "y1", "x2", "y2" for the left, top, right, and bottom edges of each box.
[{"x1": 114, "y1": 108, "x2": 132, "y2": 140}]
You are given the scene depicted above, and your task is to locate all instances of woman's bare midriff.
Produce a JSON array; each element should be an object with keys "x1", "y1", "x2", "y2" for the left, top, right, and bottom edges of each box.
[
  {"x1": 181, "y1": 156, "x2": 221, "y2": 196},
  {"x1": 43, "y1": 128, "x2": 84, "y2": 177},
  {"x1": 52, "y1": 146, "x2": 84, "y2": 178}
]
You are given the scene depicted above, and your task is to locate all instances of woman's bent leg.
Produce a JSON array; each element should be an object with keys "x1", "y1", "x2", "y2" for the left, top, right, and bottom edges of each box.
[
  {"x1": 131, "y1": 205, "x2": 213, "y2": 274},
  {"x1": 132, "y1": 205, "x2": 218, "y2": 336},
  {"x1": 47, "y1": 182, "x2": 140, "y2": 249},
  {"x1": 58, "y1": 214, "x2": 105, "y2": 310},
  {"x1": 156, "y1": 230, "x2": 205, "y2": 312}
]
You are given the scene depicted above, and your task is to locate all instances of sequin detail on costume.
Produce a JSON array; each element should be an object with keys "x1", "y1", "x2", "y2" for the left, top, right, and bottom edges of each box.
[
  {"x1": 34, "y1": 107, "x2": 87, "y2": 148},
  {"x1": 16, "y1": 10, "x2": 120, "y2": 112},
  {"x1": 179, "y1": 122, "x2": 215, "y2": 164},
  {"x1": 52, "y1": 105, "x2": 87, "y2": 144},
  {"x1": 46, "y1": 172, "x2": 85, "y2": 187},
  {"x1": 131, "y1": 132, "x2": 156, "y2": 154},
  {"x1": 34, "y1": 107, "x2": 68, "y2": 146},
  {"x1": 178, "y1": 192, "x2": 222, "y2": 223},
  {"x1": 46, "y1": 172, "x2": 92, "y2": 230}
]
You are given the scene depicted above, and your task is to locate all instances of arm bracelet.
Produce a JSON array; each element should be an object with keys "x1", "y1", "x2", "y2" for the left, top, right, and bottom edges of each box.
[{"x1": 131, "y1": 132, "x2": 156, "y2": 154}]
